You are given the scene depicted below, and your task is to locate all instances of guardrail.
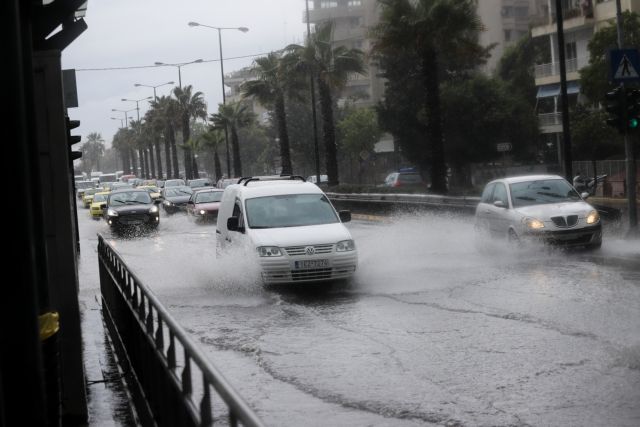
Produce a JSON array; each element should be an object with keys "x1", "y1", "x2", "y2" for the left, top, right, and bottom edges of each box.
[
  {"x1": 98, "y1": 234, "x2": 264, "y2": 427},
  {"x1": 326, "y1": 192, "x2": 480, "y2": 214}
]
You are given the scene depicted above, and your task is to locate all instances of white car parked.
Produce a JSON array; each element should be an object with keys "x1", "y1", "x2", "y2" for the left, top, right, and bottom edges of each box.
[
  {"x1": 216, "y1": 176, "x2": 358, "y2": 284},
  {"x1": 474, "y1": 174, "x2": 602, "y2": 249}
]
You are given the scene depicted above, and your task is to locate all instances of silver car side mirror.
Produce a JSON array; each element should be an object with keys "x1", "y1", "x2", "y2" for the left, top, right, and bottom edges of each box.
[
  {"x1": 493, "y1": 200, "x2": 506, "y2": 208},
  {"x1": 581, "y1": 192, "x2": 590, "y2": 199}
]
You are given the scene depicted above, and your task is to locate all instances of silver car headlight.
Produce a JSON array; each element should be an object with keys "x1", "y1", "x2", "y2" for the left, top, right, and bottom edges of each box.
[
  {"x1": 586, "y1": 210, "x2": 600, "y2": 224},
  {"x1": 257, "y1": 246, "x2": 282, "y2": 257},
  {"x1": 107, "y1": 208, "x2": 118, "y2": 217},
  {"x1": 336, "y1": 239, "x2": 356, "y2": 252},
  {"x1": 164, "y1": 200, "x2": 173, "y2": 206},
  {"x1": 199, "y1": 209, "x2": 206, "y2": 215},
  {"x1": 149, "y1": 205, "x2": 159, "y2": 213},
  {"x1": 522, "y1": 217, "x2": 544, "y2": 229}
]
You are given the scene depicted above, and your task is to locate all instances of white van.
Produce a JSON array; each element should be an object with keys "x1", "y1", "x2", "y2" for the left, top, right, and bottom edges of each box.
[{"x1": 216, "y1": 176, "x2": 358, "y2": 284}]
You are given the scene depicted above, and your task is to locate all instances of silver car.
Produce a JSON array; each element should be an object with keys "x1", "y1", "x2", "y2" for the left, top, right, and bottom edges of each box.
[{"x1": 474, "y1": 174, "x2": 602, "y2": 249}]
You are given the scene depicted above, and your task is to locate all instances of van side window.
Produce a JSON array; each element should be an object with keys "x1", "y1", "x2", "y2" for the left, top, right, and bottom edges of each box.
[{"x1": 232, "y1": 200, "x2": 245, "y2": 229}]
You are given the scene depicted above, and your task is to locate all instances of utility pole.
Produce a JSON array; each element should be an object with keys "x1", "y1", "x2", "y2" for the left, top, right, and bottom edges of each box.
[
  {"x1": 615, "y1": 0, "x2": 638, "y2": 233},
  {"x1": 555, "y1": 0, "x2": 572, "y2": 181},
  {"x1": 305, "y1": 0, "x2": 321, "y2": 184}
]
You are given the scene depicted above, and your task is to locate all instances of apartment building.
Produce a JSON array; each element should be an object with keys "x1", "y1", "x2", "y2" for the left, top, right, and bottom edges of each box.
[
  {"x1": 304, "y1": 0, "x2": 384, "y2": 107},
  {"x1": 224, "y1": 67, "x2": 270, "y2": 125},
  {"x1": 531, "y1": 0, "x2": 640, "y2": 160},
  {"x1": 477, "y1": 0, "x2": 537, "y2": 73}
]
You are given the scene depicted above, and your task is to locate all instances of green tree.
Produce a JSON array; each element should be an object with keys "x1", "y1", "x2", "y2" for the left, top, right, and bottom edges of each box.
[
  {"x1": 337, "y1": 108, "x2": 381, "y2": 183},
  {"x1": 496, "y1": 33, "x2": 547, "y2": 108},
  {"x1": 81, "y1": 132, "x2": 105, "y2": 174},
  {"x1": 580, "y1": 11, "x2": 640, "y2": 105},
  {"x1": 210, "y1": 101, "x2": 256, "y2": 177},
  {"x1": 197, "y1": 127, "x2": 225, "y2": 182},
  {"x1": 372, "y1": 0, "x2": 488, "y2": 193},
  {"x1": 173, "y1": 85, "x2": 207, "y2": 179},
  {"x1": 570, "y1": 104, "x2": 624, "y2": 161},
  {"x1": 440, "y1": 74, "x2": 539, "y2": 185},
  {"x1": 242, "y1": 52, "x2": 302, "y2": 175},
  {"x1": 285, "y1": 21, "x2": 366, "y2": 186}
]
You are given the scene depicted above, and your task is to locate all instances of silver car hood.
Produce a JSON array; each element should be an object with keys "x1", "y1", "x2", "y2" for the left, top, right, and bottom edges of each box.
[{"x1": 514, "y1": 201, "x2": 594, "y2": 219}]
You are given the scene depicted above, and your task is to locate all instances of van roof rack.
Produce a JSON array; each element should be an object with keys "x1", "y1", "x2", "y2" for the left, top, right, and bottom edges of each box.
[{"x1": 239, "y1": 175, "x2": 307, "y2": 186}]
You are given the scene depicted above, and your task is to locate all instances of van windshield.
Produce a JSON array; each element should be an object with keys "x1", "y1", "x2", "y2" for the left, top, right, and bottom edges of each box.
[{"x1": 246, "y1": 194, "x2": 339, "y2": 228}]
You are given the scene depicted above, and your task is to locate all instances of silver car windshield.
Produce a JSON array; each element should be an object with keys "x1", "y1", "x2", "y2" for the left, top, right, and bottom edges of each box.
[
  {"x1": 510, "y1": 179, "x2": 581, "y2": 208},
  {"x1": 246, "y1": 194, "x2": 339, "y2": 229}
]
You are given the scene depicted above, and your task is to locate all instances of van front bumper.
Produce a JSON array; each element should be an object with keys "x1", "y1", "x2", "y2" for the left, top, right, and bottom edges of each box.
[{"x1": 259, "y1": 251, "x2": 358, "y2": 284}]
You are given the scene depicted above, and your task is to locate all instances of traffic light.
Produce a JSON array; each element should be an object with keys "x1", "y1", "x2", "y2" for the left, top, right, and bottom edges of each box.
[
  {"x1": 605, "y1": 86, "x2": 625, "y2": 133},
  {"x1": 66, "y1": 117, "x2": 82, "y2": 160},
  {"x1": 627, "y1": 87, "x2": 640, "y2": 131}
]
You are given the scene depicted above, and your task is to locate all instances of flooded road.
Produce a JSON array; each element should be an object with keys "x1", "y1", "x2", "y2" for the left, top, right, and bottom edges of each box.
[{"x1": 78, "y1": 207, "x2": 640, "y2": 426}]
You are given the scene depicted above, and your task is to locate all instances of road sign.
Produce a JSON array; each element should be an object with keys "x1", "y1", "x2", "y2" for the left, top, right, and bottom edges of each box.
[
  {"x1": 609, "y1": 49, "x2": 640, "y2": 83},
  {"x1": 496, "y1": 143, "x2": 512, "y2": 152}
]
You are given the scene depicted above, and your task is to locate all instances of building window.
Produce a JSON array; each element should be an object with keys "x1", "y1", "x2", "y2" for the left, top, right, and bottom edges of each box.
[
  {"x1": 565, "y1": 41, "x2": 577, "y2": 60},
  {"x1": 320, "y1": 1, "x2": 338, "y2": 9},
  {"x1": 504, "y1": 29, "x2": 512, "y2": 41},
  {"x1": 348, "y1": 0, "x2": 362, "y2": 6}
]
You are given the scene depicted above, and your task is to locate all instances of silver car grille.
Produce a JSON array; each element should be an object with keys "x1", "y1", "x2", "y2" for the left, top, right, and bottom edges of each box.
[
  {"x1": 284, "y1": 244, "x2": 334, "y2": 256},
  {"x1": 551, "y1": 215, "x2": 578, "y2": 228}
]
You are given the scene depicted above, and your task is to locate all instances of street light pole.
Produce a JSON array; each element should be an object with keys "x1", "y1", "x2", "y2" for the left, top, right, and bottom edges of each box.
[
  {"x1": 111, "y1": 108, "x2": 136, "y2": 128},
  {"x1": 122, "y1": 96, "x2": 152, "y2": 121},
  {"x1": 154, "y1": 60, "x2": 203, "y2": 89},
  {"x1": 134, "y1": 81, "x2": 174, "y2": 101},
  {"x1": 188, "y1": 22, "x2": 249, "y2": 177}
]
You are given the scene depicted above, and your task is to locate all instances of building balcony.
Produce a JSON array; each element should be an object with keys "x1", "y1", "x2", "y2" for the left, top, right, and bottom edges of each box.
[
  {"x1": 531, "y1": 3, "x2": 594, "y2": 37},
  {"x1": 534, "y1": 57, "x2": 588, "y2": 85}
]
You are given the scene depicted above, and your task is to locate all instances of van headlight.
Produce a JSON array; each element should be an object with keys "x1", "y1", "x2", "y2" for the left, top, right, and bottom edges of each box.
[
  {"x1": 107, "y1": 208, "x2": 118, "y2": 217},
  {"x1": 523, "y1": 217, "x2": 544, "y2": 229},
  {"x1": 199, "y1": 210, "x2": 206, "y2": 215},
  {"x1": 586, "y1": 210, "x2": 600, "y2": 224},
  {"x1": 336, "y1": 240, "x2": 356, "y2": 252},
  {"x1": 257, "y1": 246, "x2": 282, "y2": 257},
  {"x1": 164, "y1": 200, "x2": 173, "y2": 206},
  {"x1": 149, "y1": 205, "x2": 158, "y2": 213}
]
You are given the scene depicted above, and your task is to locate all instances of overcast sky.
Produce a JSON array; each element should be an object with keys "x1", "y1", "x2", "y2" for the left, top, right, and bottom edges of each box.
[{"x1": 62, "y1": 0, "x2": 309, "y2": 148}]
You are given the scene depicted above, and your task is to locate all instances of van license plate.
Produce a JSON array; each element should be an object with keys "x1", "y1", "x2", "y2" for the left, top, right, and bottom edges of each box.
[{"x1": 294, "y1": 259, "x2": 329, "y2": 269}]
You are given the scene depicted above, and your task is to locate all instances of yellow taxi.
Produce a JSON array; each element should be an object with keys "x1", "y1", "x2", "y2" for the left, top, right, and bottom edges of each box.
[
  {"x1": 82, "y1": 188, "x2": 103, "y2": 208},
  {"x1": 89, "y1": 191, "x2": 110, "y2": 219},
  {"x1": 137, "y1": 185, "x2": 161, "y2": 201}
]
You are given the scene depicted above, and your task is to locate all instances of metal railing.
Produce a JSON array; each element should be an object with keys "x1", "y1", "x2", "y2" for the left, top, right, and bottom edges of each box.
[
  {"x1": 534, "y1": 57, "x2": 586, "y2": 78},
  {"x1": 98, "y1": 234, "x2": 264, "y2": 427},
  {"x1": 327, "y1": 192, "x2": 480, "y2": 215}
]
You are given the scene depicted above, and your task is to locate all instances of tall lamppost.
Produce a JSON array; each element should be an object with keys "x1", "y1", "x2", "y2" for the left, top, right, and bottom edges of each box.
[
  {"x1": 154, "y1": 59, "x2": 203, "y2": 89},
  {"x1": 188, "y1": 21, "x2": 249, "y2": 177},
  {"x1": 111, "y1": 117, "x2": 124, "y2": 128},
  {"x1": 121, "y1": 96, "x2": 152, "y2": 121},
  {"x1": 111, "y1": 108, "x2": 136, "y2": 127},
  {"x1": 134, "y1": 81, "x2": 174, "y2": 100}
]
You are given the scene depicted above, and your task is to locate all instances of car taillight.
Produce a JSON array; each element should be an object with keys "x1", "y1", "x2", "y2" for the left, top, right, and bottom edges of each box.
[{"x1": 393, "y1": 181, "x2": 401, "y2": 187}]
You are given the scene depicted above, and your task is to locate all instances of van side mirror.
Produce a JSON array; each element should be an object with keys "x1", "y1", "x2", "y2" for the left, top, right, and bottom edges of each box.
[
  {"x1": 581, "y1": 191, "x2": 590, "y2": 199},
  {"x1": 227, "y1": 216, "x2": 240, "y2": 231},
  {"x1": 339, "y1": 210, "x2": 351, "y2": 223},
  {"x1": 493, "y1": 200, "x2": 506, "y2": 208}
]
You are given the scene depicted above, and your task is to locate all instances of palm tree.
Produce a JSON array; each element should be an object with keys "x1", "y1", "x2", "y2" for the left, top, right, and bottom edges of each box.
[
  {"x1": 144, "y1": 106, "x2": 164, "y2": 179},
  {"x1": 173, "y1": 85, "x2": 207, "y2": 180},
  {"x1": 372, "y1": 0, "x2": 486, "y2": 193},
  {"x1": 241, "y1": 52, "x2": 298, "y2": 175},
  {"x1": 152, "y1": 95, "x2": 181, "y2": 178},
  {"x1": 129, "y1": 120, "x2": 147, "y2": 178},
  {"x1": 198, "y1": 127, "x2": 225, "y2": 182},
  {"x1": 210, "y1": 101, "x2": 255, "y2": 177},
  {"x1": 285, "y1": 21, "x2": 365, "y2": 186},
  {"x1": 81, "y1": 132, "x2": 105, "y2": 173}
]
